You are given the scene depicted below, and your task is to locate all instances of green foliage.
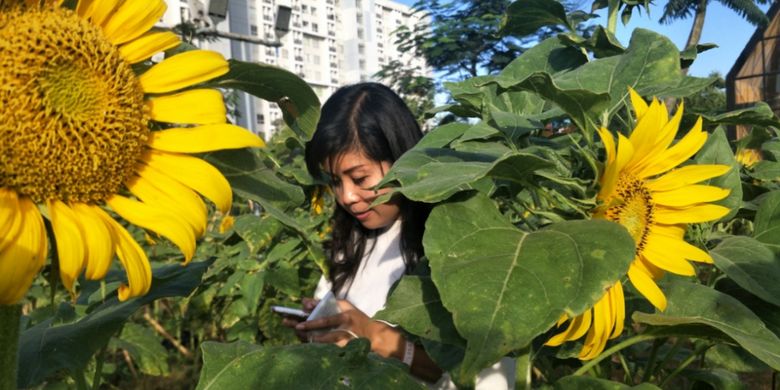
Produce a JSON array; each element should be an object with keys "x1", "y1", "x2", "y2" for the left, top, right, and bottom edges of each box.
[{"x1": 196, "y1": 339, "x2": 425, "y2": 389}]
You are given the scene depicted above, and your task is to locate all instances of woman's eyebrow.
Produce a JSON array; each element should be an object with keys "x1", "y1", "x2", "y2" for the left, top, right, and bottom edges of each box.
[{"x1": 341, "y1": 164, "x2": 365, "y2": 175}]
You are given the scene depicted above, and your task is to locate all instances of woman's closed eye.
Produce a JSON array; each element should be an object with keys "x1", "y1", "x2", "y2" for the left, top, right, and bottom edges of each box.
[{"x1": 353, "y1": 176, "x2": 368, "y2": 186}]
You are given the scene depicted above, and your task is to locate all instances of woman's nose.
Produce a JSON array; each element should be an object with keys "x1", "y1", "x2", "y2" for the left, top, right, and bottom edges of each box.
[{"x1": 337, "y1": 182, "x2": 361, "y2": 207}]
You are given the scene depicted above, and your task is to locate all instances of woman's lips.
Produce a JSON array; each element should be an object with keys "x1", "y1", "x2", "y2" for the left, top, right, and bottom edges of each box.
[{"x1": 354, "y1": 210, "x2": 371, "y2": 221}]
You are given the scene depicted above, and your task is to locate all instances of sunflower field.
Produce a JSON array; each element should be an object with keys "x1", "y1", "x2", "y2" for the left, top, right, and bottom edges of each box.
[{"x1": 1, "y1": 0, "x2": 779, "y2": 388}]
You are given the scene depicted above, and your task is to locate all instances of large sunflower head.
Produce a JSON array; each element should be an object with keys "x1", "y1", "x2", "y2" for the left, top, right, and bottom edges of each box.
[
  {"x1": 546, "y1": 88, "x2": 731, "y2": 359},
  {"x1": 0, "y1": 0, "x2": 264, "y2": 304}
]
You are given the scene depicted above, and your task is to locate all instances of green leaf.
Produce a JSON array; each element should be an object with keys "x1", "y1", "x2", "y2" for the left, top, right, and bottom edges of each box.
[
  {"x1": 500, "y1": 0, "x2": 571, "y2": 37},
  {"x1": 196, "y1": 339, "x2": 425, "y2": 389},
  {"x1": 694, "y1": 127, "x2": 742, "y2": 221},
  {"x1": 206, "y1": 148, "x2": 305, "y2": 210},
  {"x1": 110, "y1": 323, "x2": 169, "y2": 376},
  {"x1": 18, "y1": 261, "x2": 210, "y2": 387},
  {"x1": 682, "y1": 368, "x2": 745, "y2": 390},
  {"x1": 711, "y1": 236, "x2": 780, "y2": 307},
  {"x1": 754, "y1": 191, "x2": 780, "y2": 254},
  {"x1": 375, "y1": 274, "x2": 464, "y2": 347},
  {"x1": 554, "y1": 28, "x2": 682, "y2": 118},
  {"x1": 209, "y1": 60, "x2": 320, "y2": 140},
  {"x1": 700, "y1": 102, "x2": 780, "y2": 128},
  {"x1": 416, "y1": 122, "x2": 471, "y2": 149},
  {"x1": 265, "y1": 260, "x2": 301, "y2": 297},
  {"x1": 553, "y1": 375, "x2": 661, "y2": 389},
  {"x1": 497, "y1": 37, "x2": 588, "y2": 84},
  {"x1": 424, "y1": 193, "x2": 636, "y2": 378},
  {"x1": 706, "y1": 344, "x2": 770, "y2": 373},
  {"x1": 378, "y1": 148, "x2": 553, "y2": 203},
  {"x1": 233, "y1": 214, "x2": 284, "y2": 254},
  {"x1": 632, "y1": 281, "x2": 780, "y2": 371},
  {"x1": 558, "y1": 26, "x2": 625, "y2": 59},
  {"x1": 750, "y1": 160, "x2": 780, "y2": 181},
  {"x1": 680, "y1": 43, "x2": 718, "y2": 69}
]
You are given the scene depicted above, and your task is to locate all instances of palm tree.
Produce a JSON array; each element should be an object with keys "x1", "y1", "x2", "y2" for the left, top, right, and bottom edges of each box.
[{"x1": 660, "y1": 0, "x2": 771, "y2": 74}]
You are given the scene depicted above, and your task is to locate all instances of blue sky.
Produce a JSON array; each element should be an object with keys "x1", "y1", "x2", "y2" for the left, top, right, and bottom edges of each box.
[{"x1": 393, "y1": 0, "x2": 771, "y2": 78}]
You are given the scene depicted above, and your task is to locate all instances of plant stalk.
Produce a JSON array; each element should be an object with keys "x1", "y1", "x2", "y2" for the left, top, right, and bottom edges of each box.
[{"x1": 0, "y1": 305, "x2": 21, "y2": 390}]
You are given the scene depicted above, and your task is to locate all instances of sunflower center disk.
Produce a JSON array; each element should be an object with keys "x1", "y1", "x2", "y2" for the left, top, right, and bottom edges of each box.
[
  {"x1": 603, "y1": 174, "x2": 654, "y2": 251},
  {"x1": 0, "y1": 8, "x2": 149, "y2": 203}
]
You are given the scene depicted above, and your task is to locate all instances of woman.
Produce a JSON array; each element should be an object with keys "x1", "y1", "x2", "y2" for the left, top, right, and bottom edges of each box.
[{"x1": 285, "y1": 83, "x2": 514, "y2": 387}]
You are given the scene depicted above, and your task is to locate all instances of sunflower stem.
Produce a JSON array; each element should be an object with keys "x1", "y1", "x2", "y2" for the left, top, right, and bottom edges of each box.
[
  {"x1": 0, "y1": 305, "x2": 21, "y2": 390},
  {"x1": 617, "y1": 351, "x2": 633, "y2": 385},
  {"x1": 641, "y1": 338, "x2": 664, "y2": 382},
  {"x1": 659, "y1": 343, "x2": 712, "y2": 388},
  {"x1": 572, "y1": 334, "x2": 658, "y2": 377}
]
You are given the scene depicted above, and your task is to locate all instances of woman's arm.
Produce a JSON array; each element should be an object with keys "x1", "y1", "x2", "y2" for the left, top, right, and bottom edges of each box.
[{"x1": 295, "y1": 300, "x2": 443, "y2": 383}]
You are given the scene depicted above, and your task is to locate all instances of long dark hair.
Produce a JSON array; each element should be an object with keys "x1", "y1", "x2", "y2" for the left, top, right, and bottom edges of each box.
[{"x1": 305, "y1": 83, "x2": 429, "y2": 294}]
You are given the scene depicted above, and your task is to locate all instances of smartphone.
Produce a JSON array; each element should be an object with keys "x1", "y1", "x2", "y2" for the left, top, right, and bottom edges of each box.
[{"x1": 270, "y1": 305, "x2": 309, "y2": 319}]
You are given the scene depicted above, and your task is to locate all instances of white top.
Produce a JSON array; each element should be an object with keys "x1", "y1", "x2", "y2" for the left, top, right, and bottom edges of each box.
[{"x1": 314, "y1": 218, "x2": 516, "y2": 389}]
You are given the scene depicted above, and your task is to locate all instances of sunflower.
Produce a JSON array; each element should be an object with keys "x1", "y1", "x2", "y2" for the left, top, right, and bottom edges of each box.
[
  {"x1": 546, "y1": 89, "x2": 731, "y2": 359},
  {"x1": 0, "y1": 0, "x2": 264, "y2": 304}
]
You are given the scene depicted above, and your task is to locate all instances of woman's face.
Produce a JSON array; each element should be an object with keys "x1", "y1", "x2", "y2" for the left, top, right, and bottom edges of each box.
[{"x1": 326, "y1": 150, "x2": 401, "y2": 230}]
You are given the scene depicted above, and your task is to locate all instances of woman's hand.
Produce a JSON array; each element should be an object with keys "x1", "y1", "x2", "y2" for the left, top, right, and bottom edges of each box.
[
  {"x1": 295, "y1": 300, "x2": 404, "y2": 359},
  {"x1": 281, "y1": 298, "x2": 319, "y2": 342}
]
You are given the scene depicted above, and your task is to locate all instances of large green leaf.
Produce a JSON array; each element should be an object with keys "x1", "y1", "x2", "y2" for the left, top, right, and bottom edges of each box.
[
  {"x1": 694, "y1": 127, "x2": 742, "y2": 221},
  {"x1": 233, "y1": 214, "x2": 283, "y2": 254},
  {"x1": 749, "y1": 160, "x2": 780, "y2": 181},
  {"x1": 378, "y1": 148, "x2": 553, "y2": 203},
  {"x1": 208, "y1": 60, "x2": 320, "y2": 140},
  {"x1": 375, "y1": 273, "x2": 464, "y2": 347},
  {"x1": 633, "y1": 281, "x2": 780, "y2": 371},
  {"x1": 754, "y1": 190, "x2": 780, "y2": 254},
  {"x1": 710, "y1": 236, "x2": 780, "y2": 307},
  {"x1": 423, "y1": 193, "x2": 635, "y2": 378},
  {"x1": 206, "y1": 148, "x2": 305, "y2": 211},
  {"x1": 496, "y1": 37, "x2": 588, "y2": 85},
  {"x1": 18, "y1": 261, "x2": 210, "y2": 387},
  {"x1": 500, "y1": 0, "x2": 570, "y2": 37},
  {"x1": 196, "y1": 339, "x2": 424, "y2": 389},
  {"x1": 682, "y1": 368, "x2": 745, "y2": 390},
  {"x1": 554, "y1": 29, "x2": 682, "y2": 118}
]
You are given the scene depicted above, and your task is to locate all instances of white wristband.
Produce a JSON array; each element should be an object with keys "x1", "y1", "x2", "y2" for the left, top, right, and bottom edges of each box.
[{"x1": 403, "y1": 340, "x2": 415, "y2": 366}]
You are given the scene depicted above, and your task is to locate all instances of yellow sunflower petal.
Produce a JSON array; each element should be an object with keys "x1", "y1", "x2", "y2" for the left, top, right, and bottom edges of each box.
[
  {"x1": 0, "y1": 198, "x2": 47, "y2": 305},
  {"x1": 147, "y1": 89, "x2": 226, "y2": 125},
  {"x1": 71, "y1": 204, "x2": 115, "y2": 280},
  {"x1": 149, "y1": 124, "x2": 264, "y2": 153},
  {"x1": 628, "y1": 264, "x2": 667, "y2": 310},
  {"x1": 145, "y1": 150, "x2": 232, "y2": 213},
  {"x1": 48, "y1": 200, "x2": 87, "y2": 296},
  {"x1": 107, "y1": 195, "x2": 196, "y2": 261},
  {"x1": 647, "y1": 231, "x2": 713, "y2": 264},
  {"x1": 600, "y1": 133, "x2": 635, "y2": 198},
  {"x1": 655, "y1": 204, "x2": 730, "y2": 224},
  {"x1": 609, "y1": 282, "x2": 625, "y2": 339},
  {"x1": 628, "y1": 88, "x2": 648, "y2": 120},
  {"x1": 597, "y1": 127, "x2": 616, "y2": 165},
  {"x1": 579, "y1": 295, "x2": 611, "y2": 360},
  {"x1": 628, "y1": 99, "x2": 667, "y2": 158},
  {"x1": 652, "y1": 223, "x2": 686, "y2": 238},
  {"x1": 647, "y1": 164, "x2": 731, "y2": 192},
  {"x1": 95, "y1": 211, "x2": 152, "y2": 301},
  {"x1": 630, "y1": 102, "x2": 684, "y2": 171},
  {"x1": 77, "y1": 0, "x2": 119, "y2": 26},
  {"x1": 652, "y1": 185, "x2": 730, "y2": 207},
  {"x1": 119, "y1": 31, "x2": 180, "y2": 64},
  {"x1": 546, "y1": 307, "x2": 592, "y2": 346},
  {"x1": 642, "y1": 238, "x2": 697, "y2": 276},
  {"x1": 127, "y1": 169, "x2": 207, "y2": 238},
  {"x1": 637, "y1": 118, "x2": 707, "y2": 179},
  {"x1": 0, "y1": 188, "x2": 22, "y2": 253},
  {"x1": 102, "y1": 0, "x2": 167, "y2": 45},
  {"x1": 140, "y1": 50, "x2": 229, "y2": 94}
]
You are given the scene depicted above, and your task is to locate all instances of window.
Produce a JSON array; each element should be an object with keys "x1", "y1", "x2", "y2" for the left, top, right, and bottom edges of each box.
[
  {"x1": 257, "y1": 114, "x2": 265, "y2": 124},
  {"x1": 312, "y1": 23, "x2": 318, "y2": 32},
  {"x1": 250, "y1": 25, "x2": 258, "y2": 35}
]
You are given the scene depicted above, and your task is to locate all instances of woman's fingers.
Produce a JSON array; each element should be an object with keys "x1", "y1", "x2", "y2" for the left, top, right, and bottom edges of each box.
[
  {"x1": 302, "y1": 298, "x2": 319, "y2": 311},
  {"x1": 296, "y1": 312, "x2": 347, "y2": 331}
]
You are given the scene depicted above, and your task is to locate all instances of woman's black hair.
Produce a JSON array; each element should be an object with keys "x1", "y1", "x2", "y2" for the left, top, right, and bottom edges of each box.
[{"x1": 305, "y1": 82, "x2": 430, "y2": 295}]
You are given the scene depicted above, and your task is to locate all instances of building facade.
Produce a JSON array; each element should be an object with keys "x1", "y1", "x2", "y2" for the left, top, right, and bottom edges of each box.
[
  {"x1": 160, "y1": 0, "x2": 430, "y2": 140},
  {"x1": 727, "y1": 2, "x2": 780, "y2": 139}
]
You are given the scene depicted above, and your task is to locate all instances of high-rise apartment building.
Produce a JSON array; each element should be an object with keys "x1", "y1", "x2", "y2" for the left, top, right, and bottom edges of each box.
[{"x1": 160, "y1": 0, "x2": 430, "y2": 140}]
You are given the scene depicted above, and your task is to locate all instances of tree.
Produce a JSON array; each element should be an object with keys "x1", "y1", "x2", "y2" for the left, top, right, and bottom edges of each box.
[
  {"x1": 660, "y1": 0, "x2": 770, "y2": 73},
  {"x1": 374, "y1": 60, "x2": 436, "y2": 127}
]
